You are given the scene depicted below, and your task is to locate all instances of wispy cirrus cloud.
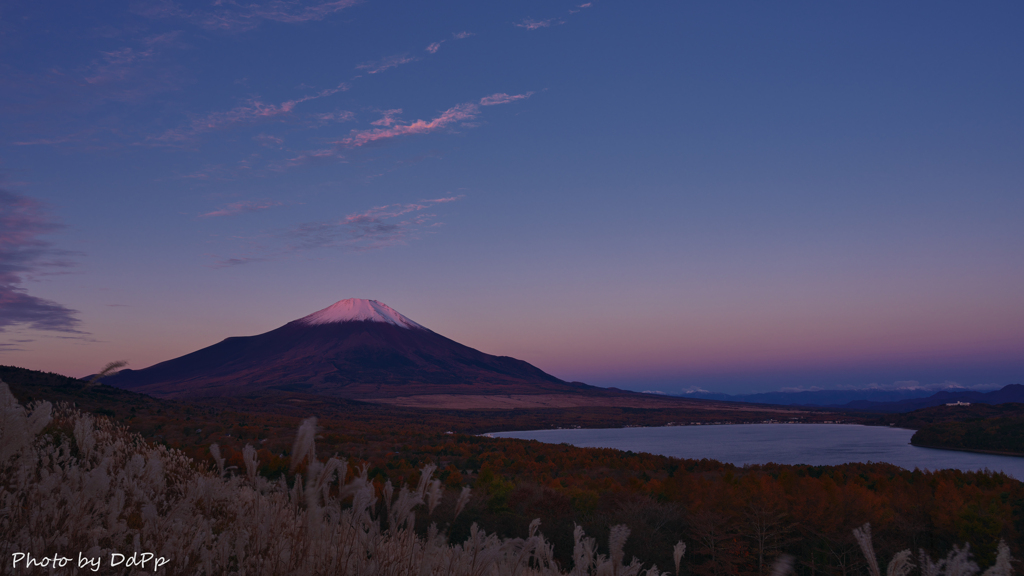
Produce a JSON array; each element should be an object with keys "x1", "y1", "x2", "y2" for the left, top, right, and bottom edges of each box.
[
  {"x1": 253, "y1": 133, "x2": 284, "y2": 147},
  {"x1": 213, "y1": 197, "x2": 461, "y2": 266},
  {"x1": 370, "y1": 109, "x2": 403, "y2": 127},
  {"x1": 517, "y1": 2, "x2": 592, "y2": 30},
  {"x1": 515, "y1": 18, "x2": 562, "y2": 30},
  {"x1": 0, "y1": 189, "x2": 84, "y2": 334},
  {"x1": 426, "y1": 31, "x2": 474, "y2": 54},
  {"x1": 151, "y1": 82, "x2": 348, "y2": 144},
  {"x1": 200, "y1": 200, "x2": 284, "y2": 218},
  {"x1": 84, "y1": 46, "x2": 155, "y2": 85},
  {"x1": 334, "y1": 103, "x2": 479, "y2": 148},
  {"x1": 132, "y1": 0, "x2": 359, "y2": 33},
  {"x1": 356, "y1": 54, "x2": 417, "y2": 74},
  {"x1": 310, "y1": 110, "x2": 355, "y2": 127},
  {"x1": 479, "y1": 91, "x2": 535, "y2": 106},
  {"x1": 283, "y1": 93, "x2": 533, "y2": 165}
]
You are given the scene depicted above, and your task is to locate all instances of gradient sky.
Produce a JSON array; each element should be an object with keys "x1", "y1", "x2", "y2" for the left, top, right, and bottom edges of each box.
[{"x1": 2, "y1": 1, "x2": 1023, "y2": 394}]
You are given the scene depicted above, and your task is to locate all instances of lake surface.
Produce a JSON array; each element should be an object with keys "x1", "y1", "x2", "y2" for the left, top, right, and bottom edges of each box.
[{"x1": 491, "y1": 424, "x2": 1024, "y2": 480}]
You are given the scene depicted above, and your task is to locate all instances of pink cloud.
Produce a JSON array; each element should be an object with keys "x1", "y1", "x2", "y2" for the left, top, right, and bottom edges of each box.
[
  {"x1": 253, "y1": 133, "x2": 284, "y2": 147},
  {"x1": 280, "y1": 147, "x2": 345, "y2": 168},
  {"x1": 335, "y1": 103, "x2": 479, "y2": 148},
  {"x1": 151, "y1": 82, "x2": 348, "y2": 143},
  {"x1": 479, "y1": 91, "x2": 535, "y2": 106},
  {"x1": 515, "y1": 18, "x2": 561, "y2": 30},
  {"x1": 370, "y1": 109, "x2": 403, "y2": 126},
  {"x1": 201, "y1": 200, "x2": 283, "y2": 218},
  {"x1": 356, "y1": 54, "x2": 417, "y2": 74},
  {"x1": 311, "y1": 110, "x2": 355, "y2": 126},
  {"x1": 426, "y1": 42, "x2": 443, "y2": 54},
  {"x1": 452, "y1": 31, "x2": 475, "y2": 39}
]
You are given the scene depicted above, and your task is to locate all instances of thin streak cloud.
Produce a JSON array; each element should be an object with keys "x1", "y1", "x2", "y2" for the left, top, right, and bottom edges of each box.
[
  {"x1": 479, "y1": 92, "x2": 534, "y2": 106},
  {"x1": 356, "y1": 54, "x2": 417, "y2": 74},
  {"x1": 151, "y1": 83, "x2": 348, "y2": 143},
  {"x1": 515, "y1": 18, "x2": 562, "y2": 30},
  {"x1": 213, "y1": 197, "x2": 462, "y2": 267},
  {"x1": 335, "y1": 103, "x2": 479, "y2": 148},
  {"x1": 200, "y1": 200, "x2": 284, "y2": 218}
]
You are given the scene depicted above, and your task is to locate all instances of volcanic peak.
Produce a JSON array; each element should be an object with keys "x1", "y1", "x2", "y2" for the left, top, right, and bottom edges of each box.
[{"x1": 297, "y1": 298, "x2": 425, "y2": 330}]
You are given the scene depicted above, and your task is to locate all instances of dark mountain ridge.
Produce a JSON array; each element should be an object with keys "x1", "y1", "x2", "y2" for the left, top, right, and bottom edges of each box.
[
  {"x1": 682, "y1": 388, "x2": 939, "y2": 406},
  {"x1": 682, "y1": 385, "x2": 1023, "y2": 412},
  {"x1": 843, "y1": 384, "x2": 1024, "y2": 413}
]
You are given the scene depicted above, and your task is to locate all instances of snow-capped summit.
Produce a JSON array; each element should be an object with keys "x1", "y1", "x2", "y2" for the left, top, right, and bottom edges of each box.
[{"x1": 297, "y1": 298, "x2": 425, "y2": 330}]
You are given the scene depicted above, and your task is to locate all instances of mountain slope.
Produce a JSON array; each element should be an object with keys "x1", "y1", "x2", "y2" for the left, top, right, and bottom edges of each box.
[{"x1": 103, "y1": 299, "x2": 597, "y2": 399}]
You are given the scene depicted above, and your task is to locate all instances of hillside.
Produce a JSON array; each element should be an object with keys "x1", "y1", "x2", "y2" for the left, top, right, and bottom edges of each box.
[{"x1": 910, "y1": 415, "x2": 1024, "y2": 456}]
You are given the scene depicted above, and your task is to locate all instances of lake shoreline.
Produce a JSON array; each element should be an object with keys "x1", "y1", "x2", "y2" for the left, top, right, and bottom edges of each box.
[
  {"x1": 493, "y1": 423, "x2": 1024, "y2": 481},
  {"x1": 911, "y1": 441, "x2": 1024, "y2": 459}
]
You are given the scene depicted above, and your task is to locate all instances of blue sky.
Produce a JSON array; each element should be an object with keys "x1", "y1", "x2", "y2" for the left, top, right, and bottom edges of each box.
[{"x1": 2, "y1": 1, "x2": 1023, "y2": 394}]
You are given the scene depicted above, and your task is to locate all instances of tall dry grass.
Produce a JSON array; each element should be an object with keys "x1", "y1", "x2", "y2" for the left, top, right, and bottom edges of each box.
[
  {"x1": 0, "y1": 380, "x2": 670, "y2": 575},
  {"x1": 0, "y1": 379, "x2": 1015, "y2": 575}
]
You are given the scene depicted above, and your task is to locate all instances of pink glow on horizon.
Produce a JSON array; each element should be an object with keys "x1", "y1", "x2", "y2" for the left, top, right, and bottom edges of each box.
[{"x1": 430, "y1": 291, "x2": 1024, "y2": 386}]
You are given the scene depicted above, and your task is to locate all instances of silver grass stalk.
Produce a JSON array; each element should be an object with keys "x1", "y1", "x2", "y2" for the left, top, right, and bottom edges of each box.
[
  {"x1": 455, "y1": 485, "x2": 472, "y2": 518},
  {"x1": 945, "y1": 544, "x2": 980, "y2": 576},
  {"x1": 87, "y1": 360, "x2": 128, "y2": 386},
  {"x1": 854, "y1": 523, "x2": 882, "y2": 576},
  {"x1": 243, "y1": 443, "x2": 258, "y2": 482},
  {"x1": 920, "y1": 549, "x2": 946, "y2": 576},
  {"x1": 209, "y1": 442, "x2": 226, "y2": 477},
  {"x1": 0, "y1": 379, "x2": 52, "y2": 462},
  {"x1": 290, "y1": 416, "x2": 317, "y2": 471},
  {"x1": 609, "y1": 524, "x2": 631, "y2": 570},
  {"x1": 981, "y1": 540, "x2": 1014, "y2": 576},
  {"x1": 770, "y1": 554, "x2": 795, "y2": 576},
  {"x1": 887, "y1": 550, "x2": 915, "y2": 576},
  {"x1": 673, "y1": 541, "x2": 686, "y2": 576}
]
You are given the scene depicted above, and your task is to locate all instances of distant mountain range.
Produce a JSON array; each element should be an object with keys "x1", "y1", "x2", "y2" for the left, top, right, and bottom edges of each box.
[{"x1": 684, "y1": 385, "x2": 1024, "y2": 412}]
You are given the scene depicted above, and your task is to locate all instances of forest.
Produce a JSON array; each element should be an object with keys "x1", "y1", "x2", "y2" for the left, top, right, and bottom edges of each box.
[
  {"x1": 1, "y1": 365, "x2": 1021, "y2": 575},
  {"x1": 912, "y1": 416, "x2": 1024, "y2": 456}
]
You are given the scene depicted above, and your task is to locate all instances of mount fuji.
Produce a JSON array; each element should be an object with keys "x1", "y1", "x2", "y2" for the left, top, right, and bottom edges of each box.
[{"x1": 103, "y1": 298, "x2": 602, "y2": 401}]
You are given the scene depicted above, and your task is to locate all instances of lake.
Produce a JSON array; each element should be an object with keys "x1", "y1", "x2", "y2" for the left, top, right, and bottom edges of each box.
[{"x1": 491, "y1": 423, "x2": 1024, "y2": 480}]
